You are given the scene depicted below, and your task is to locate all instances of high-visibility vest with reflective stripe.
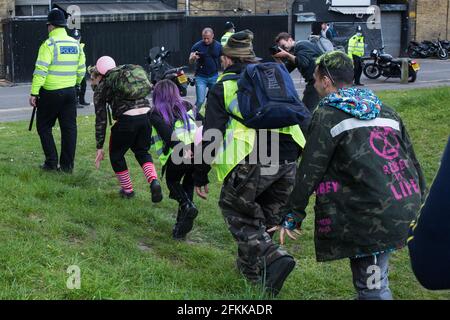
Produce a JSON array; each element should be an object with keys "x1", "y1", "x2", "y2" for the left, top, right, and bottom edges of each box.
[
  {"x1": 212, "y1": 72, "x2": 306, "y2": 182},
  {"x1": 31, "y1": 28, "x2": 86, "y2": 95},
  {"x1": 347, "y1": 34, "x2": 365, "y2": 58},
  {"x1": 151, "y1": 110, "x2": 197, "y2": 166},
  {"x1": 221, "y1": 32, "x2": 234, "y2": 46}
]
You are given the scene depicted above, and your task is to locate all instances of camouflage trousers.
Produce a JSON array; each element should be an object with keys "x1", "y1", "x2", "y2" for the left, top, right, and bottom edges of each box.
[{"x1": 219, "y1": 162, "x2": 297, "y2": 282}]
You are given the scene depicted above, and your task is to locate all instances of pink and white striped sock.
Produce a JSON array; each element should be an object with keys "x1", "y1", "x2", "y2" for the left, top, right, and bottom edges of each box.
[
  {"x1": 115, "y1": 170, "x2": 134, "y2": 193},
  {"x1": 142, "y1": 162, "x2": 158, "y2": 183}
]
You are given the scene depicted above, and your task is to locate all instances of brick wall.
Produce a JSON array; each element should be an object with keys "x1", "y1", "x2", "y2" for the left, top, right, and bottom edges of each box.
[
  {"x1": 415, "y1": 0, "x2": 450, "y2": 41},
  {"x1": 177, "y1": 0, "x2": 289, "y2": 16}
]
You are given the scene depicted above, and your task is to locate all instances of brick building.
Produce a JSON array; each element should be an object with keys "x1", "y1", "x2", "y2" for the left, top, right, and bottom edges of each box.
[
  {"x1": 411, "y1": 0, "x2": 450, "y2": 41},
  {"x1": 177, "y1": 0, "x2": 291, "y2": 16}
]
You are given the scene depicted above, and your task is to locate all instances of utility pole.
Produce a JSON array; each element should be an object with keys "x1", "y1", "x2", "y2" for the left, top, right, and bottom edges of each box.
[
  {"x1": 287, "y1": 0, "x2": 296, "y2": 34},
  {"x1": 185, "y1": 0, "x2": 190, "y2": 16}
]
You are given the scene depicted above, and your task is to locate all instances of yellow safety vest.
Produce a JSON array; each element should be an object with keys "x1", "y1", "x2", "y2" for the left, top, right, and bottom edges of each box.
[
  {"x1": 221, "y1": 32, "x2": 234, "y2": 46},
  {"x1": 347, "y1": 34, "x2": 365, "y2": 58},
  {"x1": 31, "y1": 28, "x2": 86, "y2": 95},
  {"x1": 151, "y1": 110, "x2": 197, "y2": 166},
  {"x1": 212, "y1": 72, "x2": 306, "y2": 182}
]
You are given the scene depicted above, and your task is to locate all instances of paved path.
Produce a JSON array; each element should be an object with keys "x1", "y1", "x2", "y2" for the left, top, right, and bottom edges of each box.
[{"x1": 1, "y1": 59, "x2": 449, "y2": 123}]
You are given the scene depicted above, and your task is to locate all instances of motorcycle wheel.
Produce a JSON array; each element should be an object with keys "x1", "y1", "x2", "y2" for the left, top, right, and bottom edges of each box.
[
  {"x1": 363, "y1": 63, "x2": 382, "y2": 79},
  {"x1": 408, "y1": 69, "x2": 417, "y2": 83},
  {"x1": 179, "y1": 86, "x2": 187, "y2": 97},
  {"x1": 438, "y1": 49, "x2": 449, "y2": 60}
]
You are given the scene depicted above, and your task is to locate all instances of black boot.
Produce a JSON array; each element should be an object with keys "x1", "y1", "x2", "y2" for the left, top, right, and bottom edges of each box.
[
  {"x1": 119, "y1": 189, "x2": 135, "y2": 199},
  {"x1": 150, "y1": 179, "x2": 163, "y2": 203},
  {"x1": 264, "y1": 256, "x2": 296, "y2": 297},
  {"x1": 173, "y1": 200, "x2": 198, "y2": 240}
]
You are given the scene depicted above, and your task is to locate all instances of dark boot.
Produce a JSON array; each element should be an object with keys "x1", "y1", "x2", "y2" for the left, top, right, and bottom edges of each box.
[
  {"x1": 150, "y1": 179, "x2": 163, "y2": 203},
  {"x1": 119, "y1": 189, "x2": 135, "y2": 199},
  {"x1": 173, "y1": 200, "x2": 198, "y2": 240},
  {"x1": 264, "y1": 256, "x2": 296, "y2": 297}
]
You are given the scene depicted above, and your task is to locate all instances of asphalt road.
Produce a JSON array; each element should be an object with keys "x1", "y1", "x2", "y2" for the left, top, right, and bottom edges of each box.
[{"x1": 1, "y1": 58, "x2": 449, "y2": 123}]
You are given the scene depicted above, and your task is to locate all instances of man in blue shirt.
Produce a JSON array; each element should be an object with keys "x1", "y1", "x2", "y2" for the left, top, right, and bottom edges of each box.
[{"x1": 189, "y1": 28, "x2": 222, "y2": 116}]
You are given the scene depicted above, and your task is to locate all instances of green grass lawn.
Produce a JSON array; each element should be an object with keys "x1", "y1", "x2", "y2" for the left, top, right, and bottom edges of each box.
[{"x1": 0, "y1": 86, "x2": 449, "y2": 300}]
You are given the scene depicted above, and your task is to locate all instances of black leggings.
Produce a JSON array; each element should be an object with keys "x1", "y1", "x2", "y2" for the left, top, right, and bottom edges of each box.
[
  {"x1": 109, "y1": 114, "x2": 153, "y2": 173},
  {"x1": 165, "y1": 159, "x2": 195, "y2": 205}
]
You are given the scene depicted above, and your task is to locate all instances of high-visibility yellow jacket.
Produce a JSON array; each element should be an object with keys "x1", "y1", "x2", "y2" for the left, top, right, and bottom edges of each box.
[
  {"x1": 221, "y1": 32, "x2": 234, "y2": 46},
  {"x1": 212, "y1": 73, "x2": 306, "y2": 182},
  {"x1": 31, "y1": 28, "x2": 86, "y2": 95},
  {"x1": 347, "y1": 34, "x2": 365, "y2": 58}
]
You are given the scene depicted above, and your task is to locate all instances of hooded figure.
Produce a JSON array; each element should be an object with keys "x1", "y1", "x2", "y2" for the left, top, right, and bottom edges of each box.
[{"x1": 280, "y1": 51, "x2": 426, "y2": 300}]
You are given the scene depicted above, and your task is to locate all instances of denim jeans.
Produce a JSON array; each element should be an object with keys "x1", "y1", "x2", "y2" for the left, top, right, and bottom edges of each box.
[
  {"x1": 350, "y1": 252, "x2": 393, "y2": 300},
  {"x1": 195, "y1": 74, "x2": 218, "y2": 113}
]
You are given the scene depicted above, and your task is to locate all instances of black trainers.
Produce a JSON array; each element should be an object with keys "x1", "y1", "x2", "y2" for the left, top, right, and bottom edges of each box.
[
  {"x1": 119, "y1": 189, "x2": 135, "y2": 199},
  {"x1": 264, "y1": 256, "x2": 296, "y2": 297},
  {"x1": 150, "y1": 179, "x2": 163, "y2": 203},
  {"x1": 79, "y1": 101, "x2": 90, "y2": 106}
]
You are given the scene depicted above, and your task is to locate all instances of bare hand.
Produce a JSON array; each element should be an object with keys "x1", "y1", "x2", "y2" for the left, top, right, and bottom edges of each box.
[
  {"x1": 190, "y1": 51, "x2": 200, "y2": 62},
  {"x1": 267, "y1": 225, "x2": 302, "y2": 245},
  {"x1": 195, "y1": 184, "x2": 209, "y2": 200},
  {"x1": 273, "y1": 48, "x2": 291, "y2": 60},
  {"x1": 95, "y1": 149, "x2": 105, "y2": 169},
  {"x1": 29, "y1": 96, "x2": 37, "y2": 107}
]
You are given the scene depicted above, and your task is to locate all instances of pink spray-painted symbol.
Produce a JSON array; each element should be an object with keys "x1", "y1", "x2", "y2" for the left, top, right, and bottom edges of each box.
[{"x1": 369, "y1": 127, "x2": 400, "y2": 160}]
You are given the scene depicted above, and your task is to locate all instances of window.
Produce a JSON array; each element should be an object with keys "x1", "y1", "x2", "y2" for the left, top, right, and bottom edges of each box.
[
  {"x1": 15, "y1": 5, "x2": 49, "y2": 16},
  {"x1": 332, "y1": 0, "x2": 371, "y2": 6}
]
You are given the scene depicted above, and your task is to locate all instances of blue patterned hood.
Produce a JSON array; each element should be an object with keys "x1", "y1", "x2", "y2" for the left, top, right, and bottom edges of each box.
[{"x1": 319, "y1": 88, "x2": 382, "y2": 120}]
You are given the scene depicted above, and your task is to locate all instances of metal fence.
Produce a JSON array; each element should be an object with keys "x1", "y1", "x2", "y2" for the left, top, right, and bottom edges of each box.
[{"x1": 2, "y1": 15, "x2": 288, "y2": 83}]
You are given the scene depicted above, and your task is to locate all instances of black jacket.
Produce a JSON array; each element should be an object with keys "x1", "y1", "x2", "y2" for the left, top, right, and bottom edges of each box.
[{"x1": 285, "y1": 40, "x2": 323, "y2": 83}]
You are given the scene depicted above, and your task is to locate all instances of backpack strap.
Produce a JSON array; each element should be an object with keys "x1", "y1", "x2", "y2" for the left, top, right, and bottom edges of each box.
[{"x1": 218, "y1": 73, "x2": 240, "y2": 83}]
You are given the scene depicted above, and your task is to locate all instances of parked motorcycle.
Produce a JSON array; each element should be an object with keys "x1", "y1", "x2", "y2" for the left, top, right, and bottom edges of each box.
[
  {"x1": 147, "y1": 46, "x2": 194, "y2": 97},
  {"x1": 408, "y1": 38, "x2": 448, "y2": 60},
  {"x1": 363, "y1": 47, "x2": 420, "y2": 82}
]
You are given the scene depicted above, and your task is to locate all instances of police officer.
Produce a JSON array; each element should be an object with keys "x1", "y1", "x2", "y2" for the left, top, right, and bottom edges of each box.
[
  {"x1": 348, "y1": 25, "x2": 365, "y2": 86},
  {"x1": 220, "y1": 21, "x2": 235, "y2": 46},
  {"x1": 29, "y1": 8, "x2": 86, "y2": 173},
  {"x1": 70, "y1": 29, "x2": 90, "y2": 107}
]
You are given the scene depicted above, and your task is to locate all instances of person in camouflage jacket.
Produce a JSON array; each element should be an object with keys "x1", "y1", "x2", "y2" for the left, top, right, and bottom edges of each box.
[
  {"x1": 273, "y1": 51, "x2": 426, "y2": 300},
  {"x1": 89, "y1": 60, "x2": 163, "y2": 202}
]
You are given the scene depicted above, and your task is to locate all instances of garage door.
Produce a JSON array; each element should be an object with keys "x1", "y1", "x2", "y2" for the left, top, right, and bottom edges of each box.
[
  {"x1": 295, "y1": 23, "x2": 312, "y2": 41},
  {"x1": 381, "y1": 12, "x2": 402, "y2": 57}
]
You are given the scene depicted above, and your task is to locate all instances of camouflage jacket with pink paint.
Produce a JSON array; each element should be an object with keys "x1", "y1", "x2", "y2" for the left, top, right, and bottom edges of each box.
[{"x1": 288, "y1": 101, "x2": 426, "y2": 262}]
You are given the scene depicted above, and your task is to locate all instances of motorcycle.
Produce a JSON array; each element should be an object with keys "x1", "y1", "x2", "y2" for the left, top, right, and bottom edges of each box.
[
  {"x1": 363, "y1": 47, "x2": 420, "y2": 82},
  {"x1": 408, "y1": 38, "x2": 448, "y2": 60},
  {"x1": 147, "y1": 46, "x2": 194, "y2": 97}
]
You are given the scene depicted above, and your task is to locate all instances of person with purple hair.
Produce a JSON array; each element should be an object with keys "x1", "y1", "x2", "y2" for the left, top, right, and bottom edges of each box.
[{"x1": 149, "y1": 79, "x2": 199, "y2": 240}]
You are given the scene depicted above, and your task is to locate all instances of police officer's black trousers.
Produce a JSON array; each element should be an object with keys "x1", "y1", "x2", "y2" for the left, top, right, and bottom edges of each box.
[
  {"x1": 37, "y1": 87, "x2": 77, "y2": 171},
  {"x1": 78, "y1": 76, "x2": 87, "y2": 104},
  {"x1": 353, "y1": 56, "x2": 363, "y2": 85}
]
